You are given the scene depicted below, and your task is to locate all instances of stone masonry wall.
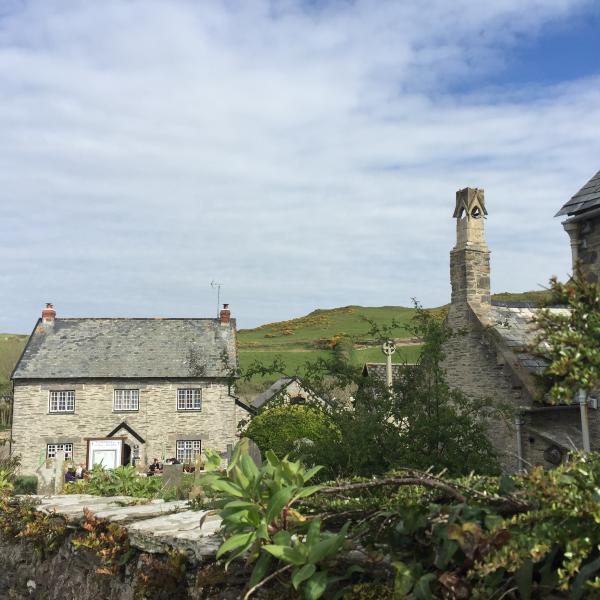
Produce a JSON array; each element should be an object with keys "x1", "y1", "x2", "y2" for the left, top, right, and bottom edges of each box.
[
  {"x1": 442, "y1": 304, "x2": 523, "y2": 472},
  {"x1": 579, "y1": 214, "x2": 600, "y2": 284},
  {"x1": 11, "y1": 379, "x2": 240, "y2": 475}
]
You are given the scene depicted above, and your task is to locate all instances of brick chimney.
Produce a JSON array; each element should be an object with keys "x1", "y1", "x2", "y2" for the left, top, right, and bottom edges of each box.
[
  {"x1": 220, "y1": 303, "x2": 231, "y2": 325},
  {"x1": 42, "y1": 303, "x2": 56, "y2": 325}
]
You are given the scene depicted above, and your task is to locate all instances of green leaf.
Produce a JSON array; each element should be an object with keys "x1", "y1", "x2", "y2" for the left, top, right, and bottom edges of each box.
[
  {"x1": 216, "y1": 531, "x2": 255, "y2": 560},
  {"x1": 498, "y1": 475, "x2": 516, "y2": 495},
  {"x1": 307, "y1": 527, "x2": 347, "y2": 564},
  {"x1": 515, "y1": 559, "x2": 533, "y2": 600},
  {"x1": 302, "y1": 465, "x2": 323, "y2": 483},
  {"x1": 263, "y1": 544, "x2": 306, "y2": 565},
  {"x1": 248, "y1": 551, "x2": 272, "y2": 589},
  {"x1": 265, "y1": 450, "x2": 281, "y2": 468},
  {"x1": 266, "y1": 487, "x2": 295, "y2": 524},
  {"x1": 306, "y1": 519, "x2": 321, "y2": 547},
  {"x1": 392, "y1": 561, "x2": 414, "y2": 596},
  {"x1": 294, "y1": 485, "x2": 323, "y2": 501},
  {"x1": 292, "y1": 564, "x2": 316, "y2": 590},
  {"x1": 413, "y1": 573, "x2": 436, "y2": 600},
  {"x1": 572, "y1": 555, "x2": 600, "y2": 600},
  {"x1": 303, "y1": 570, "x2": 328, "y2": 600},
  {"x1": 273, "y1": 530, "x2": 292, "y2": 546},
  {"x1": 223, "y1": 500, "x2": 257, "y2": 510},
  {"x1": 240, "y1": 453, "x2": 260, "y2": 481},
  {"x1": 210, "y1": 479, "x2": 245, "y2": 497}
]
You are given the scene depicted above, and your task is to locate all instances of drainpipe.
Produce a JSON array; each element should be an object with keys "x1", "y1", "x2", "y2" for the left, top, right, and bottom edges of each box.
[
  {"x1": 515, "y1": 416, "x2": 524, "y2": 472},
  {"x1": 578, "y1": 389, "x2": 591, "y2": 452}
]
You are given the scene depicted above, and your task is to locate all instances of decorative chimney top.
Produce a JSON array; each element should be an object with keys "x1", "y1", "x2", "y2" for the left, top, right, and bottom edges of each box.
[
  {"x1": 220, "y1": 303, "x2": 231, "y2": 325},
  {"x1": 42, "y1": 303, "x2": 56, "y2": 324},
  {"x1": 453, "y1": 187, "x2": 488, "y2": 250}
]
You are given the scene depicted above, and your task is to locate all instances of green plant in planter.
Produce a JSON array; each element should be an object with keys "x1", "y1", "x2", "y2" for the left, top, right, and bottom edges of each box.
[{"x1": 199, "y1": 448, "x2": 350, "y2": 600}]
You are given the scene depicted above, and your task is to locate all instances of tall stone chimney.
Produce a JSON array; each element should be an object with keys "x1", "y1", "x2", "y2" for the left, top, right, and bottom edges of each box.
[
  {"x1": 449, "y1": 188, "x2": 491, "y2": 322},
  {"x1": 219, "y1": 303, "x2": 231, "y2": 325},
  {"x1": 42, "y1": 303, "x2": 56, "y2": 325}
]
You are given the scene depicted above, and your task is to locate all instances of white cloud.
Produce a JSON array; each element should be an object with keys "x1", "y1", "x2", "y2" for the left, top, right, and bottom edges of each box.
[{"x1": 0, "y1": 0, "x2": 598, "y2": 330}]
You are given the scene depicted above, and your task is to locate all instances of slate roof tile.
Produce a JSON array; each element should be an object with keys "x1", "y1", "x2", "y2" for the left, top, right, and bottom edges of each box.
[
  {"x1": 12, "y1": 318, "x2": 237, "y2": 379},
  {"x1": 556, "y1": 169, "x2": 600, "y2": 217}
]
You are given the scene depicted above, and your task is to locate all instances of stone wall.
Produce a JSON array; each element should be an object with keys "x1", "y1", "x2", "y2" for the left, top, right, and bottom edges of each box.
[
  {"x1": 12, "y1": 378, "x2": 241, "y2": 475},
  {"x1": 579, "y1": 214, "x2": 600, "y2": 283},
  {"x1": 442, "y1": 304, "x2": 523, "y2": 472},
  {"x1": 0, "y1": 494, "x2": 239, "y2": 600}
]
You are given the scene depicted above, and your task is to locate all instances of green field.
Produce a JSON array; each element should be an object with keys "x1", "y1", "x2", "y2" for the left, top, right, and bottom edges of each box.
[{"x1": 0, "y1": 334, "x2": 27, "y2": 395}]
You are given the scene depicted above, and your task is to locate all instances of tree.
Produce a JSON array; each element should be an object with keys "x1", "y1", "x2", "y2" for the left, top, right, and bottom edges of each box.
[
  {"x1": 533, "y1": 264, "x2": 600, "y2": 404},
  {"x1": 258, "y1": 303, "x2": 503, "y2": 479}
]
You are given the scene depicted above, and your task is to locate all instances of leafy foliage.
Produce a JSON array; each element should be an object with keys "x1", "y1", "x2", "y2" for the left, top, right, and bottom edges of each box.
[
  {"x1": 199, "y1": 447, "x2": 350, "y2": 599},
  {"x1": 244, "y1": 405, "x2": 339, "y2": 460},
  {"x1": 72, "y1": 508, "x2": 135, "y2": 574},
  {"x1": 0, "y1": 495, "x2": 68, "y2": 559},
  {"x1": 202, "y1": 446, "x2": 600, "y2": 598},
  {"x1": 290, "y1": 303, "x2": 502, "y2": 479},
  {"x1": 64, "y1": 464, "x2": 189, "y2": 499},
  {"x1": 533, "y1": 264, "x2": 600, "y2": 403}
]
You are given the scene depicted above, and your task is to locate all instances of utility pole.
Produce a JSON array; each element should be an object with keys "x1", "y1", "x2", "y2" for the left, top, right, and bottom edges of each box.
[
  {"x1": 382, "y1": 340, "x2": 396, "y2": 389},
  {"x1": 578, "y1": 388, "x2": 591, "y2": 452},
  {"x1": 210, "y1": 280, "x2": 222, "y2": 318}
]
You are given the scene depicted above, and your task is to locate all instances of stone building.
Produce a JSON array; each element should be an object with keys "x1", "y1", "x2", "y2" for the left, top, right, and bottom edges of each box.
[
  {"x1": 442, "y1": 180, "x2": 599, "y2": 472},
  {"x1": 250, "y1": 377, "x2": 321, "y2": 411},
  {"x1": 556, "y1": 169, "x2": 600, "y2": 283},
  {"x1": 10, "y1": 303, "x2": 251, "y2": 476}
]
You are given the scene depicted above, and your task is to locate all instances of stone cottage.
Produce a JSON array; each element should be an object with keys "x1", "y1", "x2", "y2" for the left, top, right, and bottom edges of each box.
[
  {"x1": 10, "y1": 303, "x2": 251, "y2": 476},
  {"x1": 442, "y1": 177, "x2": 600, "y2": 471}
]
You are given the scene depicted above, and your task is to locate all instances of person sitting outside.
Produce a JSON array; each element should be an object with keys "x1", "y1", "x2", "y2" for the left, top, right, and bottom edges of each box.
[
  {"x1": 75, "y1": 463, "x2": 87, "y2": 479},
  {"x1": 64, "y1": 467, "x2": 77, "y2": 483},
  {"x1": 147, "y1": 458, "x2": 162, "y2": 476}
]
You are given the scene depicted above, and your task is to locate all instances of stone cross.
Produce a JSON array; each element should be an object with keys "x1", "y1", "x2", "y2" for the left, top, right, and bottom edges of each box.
[
  {"x1": 382, "y1": 340, "x2": 396, "y2": 388},
  {"x1": 53, "y1": 450, "x2": 65, "y2": 495}
]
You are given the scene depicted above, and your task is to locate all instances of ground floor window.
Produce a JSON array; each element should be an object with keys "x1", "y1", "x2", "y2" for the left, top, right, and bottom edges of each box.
[
  {"x1": 176, "y1": 439, "x2": 201, "y2": 463},
  {"x1": 47, "y1": 443, "x2": 73, "y2": 460}
]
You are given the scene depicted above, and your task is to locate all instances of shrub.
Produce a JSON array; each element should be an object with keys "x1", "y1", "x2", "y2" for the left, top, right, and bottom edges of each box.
[
  {"x1": 13, "y1": 475, "x2": 38, "y2": 495},
  {"x1": 243, "y1": 405, "x2": 338, "y2": 459}
]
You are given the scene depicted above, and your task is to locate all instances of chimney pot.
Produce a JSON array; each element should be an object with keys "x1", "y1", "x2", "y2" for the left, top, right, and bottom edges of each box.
[
  {"x1": 220, "y1": 303, "x2": 231, "y2": 325},
  {"x1": 42, "y1": 303, "x2": 56, "y2": 324}
]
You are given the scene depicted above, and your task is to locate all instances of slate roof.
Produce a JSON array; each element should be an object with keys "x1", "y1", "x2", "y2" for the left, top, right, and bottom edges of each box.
[
  {"x1": 251, "y1": 377, "x2": 295, "y2": 409},
  {"x1": 556, "y1": 169, "x2": 600, "y2": 217},
  {"x1": 361, "y1": 363, "x2": 415, "y2": 381},
  {"x1": 12, "y1": 318, "x2": 237, "y2": 380},
  {"x1": 489, "y1": 305, "x2": 569, "y2": 376}
]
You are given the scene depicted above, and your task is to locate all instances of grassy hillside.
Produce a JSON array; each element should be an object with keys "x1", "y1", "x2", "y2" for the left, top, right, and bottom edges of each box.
[{"x1": 0, "y1": 334, "x2": 27, "y2": 395}]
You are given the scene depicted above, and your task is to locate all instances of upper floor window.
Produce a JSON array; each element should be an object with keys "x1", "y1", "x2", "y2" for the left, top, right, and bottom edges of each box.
[
  {"x1": 47, "y1": 442, "x2": 73, "y2": 460},
  {"x1": 114, "y1": 389, "x2": 139, "y2": 411},
  {"x1": 49, "y1": 390, "x2": 75, "y2": 413},
  {"x1": 177, "y1": 389, "x2": 202, "y2": 411}
]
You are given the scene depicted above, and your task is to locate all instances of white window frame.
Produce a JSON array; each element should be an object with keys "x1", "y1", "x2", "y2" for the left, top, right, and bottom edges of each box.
[
  {"x1": 176, "y1": 439, "x2": 201, "y2": 463},
  {"x1": 177, "y1": 388, "x2": 202, "y2": 411},
  {"x1": 47, "y1": 442, "x2": 73, "y2": 460},
  {"x1": 113, "y1": 389, "x2": 139, "y2": 412},
  {"x1": 49, "y1": 390, "x2": 75, "y2": 413}
]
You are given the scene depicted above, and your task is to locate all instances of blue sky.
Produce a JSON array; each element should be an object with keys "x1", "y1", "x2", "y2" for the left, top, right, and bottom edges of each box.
[{"x1": 1, "y1": 0, "x2": 600, "y2": 332}]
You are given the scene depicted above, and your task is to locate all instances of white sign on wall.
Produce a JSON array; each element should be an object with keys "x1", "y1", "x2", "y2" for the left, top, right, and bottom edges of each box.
[{"x1": 88, "y1": 439, "x2": 123, "y2": 469}]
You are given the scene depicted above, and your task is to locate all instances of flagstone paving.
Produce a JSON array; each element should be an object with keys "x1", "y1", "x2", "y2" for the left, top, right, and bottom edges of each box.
[{"x1": 27, "y1": 494, "x2": 223, "y2": 562}]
